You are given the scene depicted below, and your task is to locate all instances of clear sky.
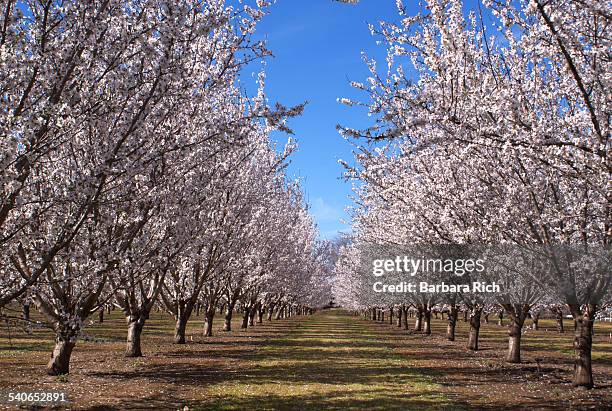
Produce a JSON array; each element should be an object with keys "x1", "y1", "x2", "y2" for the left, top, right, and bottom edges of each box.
[{"x1": 251, "y1": 0, "x2": 411, "y2": 240}]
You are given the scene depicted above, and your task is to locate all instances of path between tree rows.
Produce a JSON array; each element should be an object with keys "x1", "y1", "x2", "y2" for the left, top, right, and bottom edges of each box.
[{"x1": 196, "y1": 309, "x2": 450, "y2": 410}]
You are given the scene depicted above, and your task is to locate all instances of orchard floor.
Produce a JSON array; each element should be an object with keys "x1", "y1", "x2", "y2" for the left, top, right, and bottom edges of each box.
[{"x1": 0, "y1": 309, "x2": 610, "y2": 410}]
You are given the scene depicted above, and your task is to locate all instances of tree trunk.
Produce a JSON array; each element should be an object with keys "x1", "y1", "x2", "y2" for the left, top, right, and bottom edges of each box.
[
  {"x1": 463, "y1": 310, "x2": 468, "y2": 322},
  {"x1": 467, "y1": 307, "x2": 482, "y2": 351},
  {"x1": 203, "y1": 309, "x2": 215, "y2": 337},
  {"x1": 22, "y1": 303, "x2": 30, "y2": 321},
  {"x1": 422, "y1": 308, "x2": 431, "y2": 335},
  {"x1": 267, "y1": 304, "x2": 275, "y2": 321},
  {"x1": 47, "y1": 340, "x2": 76, "y2": 375},
  {"x1": 98, "y1": 308, "x2": 104, "y2": 323},
  {"x1": 389, "y1": 307, "x2": 394, "y2": 325},
  {"x1": 501, "y1": 305, "x2": 529, "y2": 364},
  {"x1": 125, "y1": 318, "x2": 144, "y2": 357},
  {"x1": 571, "y1": 304, "x2": 595, "y2": 389},
  {"x1": 532, "y1": 313, "x2": 540, "y2": 330},
  {"x1": 414, "y1": 308, "x2": 423, "y2": 332},
  {"x1": 555, "y1": 310, "x2": 564, "y2": 333},
  {"x1": 402, "y1": 307, "x2": 409, "y2": 329},
  {"x1": 242, "y1": 309, "x2": 249, "y2": 329},
  {"x1": 275, "y1": 305, "x2": 283, "y2": 320},
  {"x1": 223, "y1": 303, "x2": 235, "y2": 331},
  {"x1": 248, "y1": 305, "x2": 256, "y2": 326},
  {"x1": 497, "y1": 310, "x2": 503, "y2": 326},
  {"x1": 174, "y1": 315, "x2": 188, "y2": 344},
  {"x1": 447, "y1": 306, "x2": 458, "y2": 341},
  {"x1": 397, "y1": 307, "x2": 402, "y2": 327},
  {"x1": 507, "y1": 321, "x2": 522, "y2": 363},
  {"x1": 257, "y1": 306, "x2": 264, "y2": 324}
]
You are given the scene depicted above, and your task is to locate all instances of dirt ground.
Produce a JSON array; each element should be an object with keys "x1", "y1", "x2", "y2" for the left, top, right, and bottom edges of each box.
[{"x1": 0, "y1": 308, "x2": 610, "y2": 410}]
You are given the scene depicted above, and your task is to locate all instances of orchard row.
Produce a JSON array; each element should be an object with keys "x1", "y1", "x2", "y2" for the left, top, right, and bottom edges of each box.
[
  {"x1": 334, "y1": 0, "x2": 610, "y2": 390},
  {"x1": 0, "y1": 1, "x2": 331, "y2": 376}
]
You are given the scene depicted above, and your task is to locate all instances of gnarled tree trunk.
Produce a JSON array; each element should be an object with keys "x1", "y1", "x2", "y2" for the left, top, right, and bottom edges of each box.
[
  {"x1": 47, "y1": 339, "x2": 76, "y2": 376},
  {"x1": 414, "y1": 307, "x2": 423, "y2": 332},
  {"x1": 47, "y1": 319, "x2": 81, "y2": 375},
  {"x1": 172, "y1": 299, "x2": 194, "y2": 344},
  {"x1": 570, "y1": 304, "x2": 596, "y2": 389},
  {"x1": 507, "y1": 321, "x2": 522, "y2": 363},
  {"x1": 467, "y1": 307, "x2": 482, "y2": 351},
  {"x1": 501, "y1": 304, "x2": 530, "y2": 363},
  {"x1": 125, "y1": 317, "x2": 145, "y2": 357},
  {"x1": 174, "y1": 314, "x2": 188, "y2": 344},
  {"x1": 203, "y1": 308, "x2": 215, "y2": 337}
]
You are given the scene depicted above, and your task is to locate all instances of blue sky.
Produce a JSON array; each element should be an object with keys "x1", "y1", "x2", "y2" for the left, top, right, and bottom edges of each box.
[{"x1": 251, "y1": 0, "x2": 410, "y2": 240}]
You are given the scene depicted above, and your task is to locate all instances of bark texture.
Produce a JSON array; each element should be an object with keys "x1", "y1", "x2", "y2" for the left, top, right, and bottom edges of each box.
[{"x1": 47, "y1": 340, "x2": 76, "y2": 376}]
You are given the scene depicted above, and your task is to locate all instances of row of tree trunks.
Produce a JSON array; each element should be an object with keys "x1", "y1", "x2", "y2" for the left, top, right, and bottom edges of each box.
[{"x1": 366, "y1": 302, "x2": 598, "y2": 389}]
